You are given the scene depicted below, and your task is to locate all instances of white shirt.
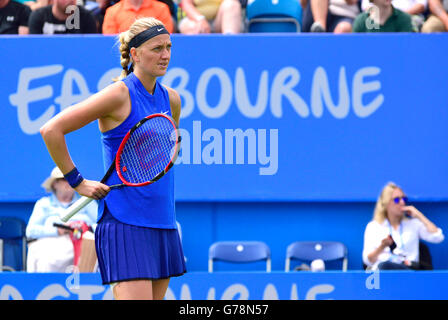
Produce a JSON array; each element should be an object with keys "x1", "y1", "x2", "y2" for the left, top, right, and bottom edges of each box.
[
  {"x1": 362, "y1": 218, "x2": 444, "y2": 270},
  {"x1": 362, "y1": 0, "x2": 428, "y2": 12},
  {"x1": 330, "y1": 0, "x2": 360, "y2": 19}
]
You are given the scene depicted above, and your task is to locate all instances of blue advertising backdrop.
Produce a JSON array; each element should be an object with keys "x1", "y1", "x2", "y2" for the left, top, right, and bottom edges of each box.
[
  {"x1": 1, "y1": 34, "x2": 448, "y2": 273},
  {"x1": 1, "y1": 34, "x2": 447, "y2": 202},
  {"x1": 1, "y1": 271, "x2": 448, "y2": 300}
]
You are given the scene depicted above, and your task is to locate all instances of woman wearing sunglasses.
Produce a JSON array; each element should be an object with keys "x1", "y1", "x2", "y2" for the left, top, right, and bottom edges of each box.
[{"x1": 362, "y1": 182, "x2": 444, "y2": 270}]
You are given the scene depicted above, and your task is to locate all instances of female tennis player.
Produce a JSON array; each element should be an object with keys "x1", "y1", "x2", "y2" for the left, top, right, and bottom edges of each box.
[{"x1": 40, "y1": 17, "x2": 186, "y2": 300}]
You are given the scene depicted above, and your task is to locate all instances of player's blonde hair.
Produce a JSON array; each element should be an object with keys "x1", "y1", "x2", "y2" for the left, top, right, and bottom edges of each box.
[
  {"x1": 372, "y1": 182, "x2": 403, "y2": 223},
  {"x1": 115, "y1": 17, "x2": 166, "y2": 81}
]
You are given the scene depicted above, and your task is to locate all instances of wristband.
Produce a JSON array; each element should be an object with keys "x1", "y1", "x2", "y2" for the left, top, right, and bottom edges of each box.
[{"x1": 64, "y1": 167, "x2": 84, "y2": 189}]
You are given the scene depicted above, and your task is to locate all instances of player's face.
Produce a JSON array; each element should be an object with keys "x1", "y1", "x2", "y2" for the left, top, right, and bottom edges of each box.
[{"x1": 136, "y1": 34, "x2": 172, "y2": 78}]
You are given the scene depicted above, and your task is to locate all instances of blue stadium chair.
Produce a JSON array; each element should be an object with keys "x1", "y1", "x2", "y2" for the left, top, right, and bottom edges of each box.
[
  {"x1": 0, "y1": 217, "x2": 27, "y2": 272},
  {"x1": 285, "y1": 241, "x2": 348, "y2": 271},
  {"x1": 208, "y1": 241, "x2": 271, "y2": 272},
  {"x1": 246, "y1": 0, "x2": 302, "y2": 33}
]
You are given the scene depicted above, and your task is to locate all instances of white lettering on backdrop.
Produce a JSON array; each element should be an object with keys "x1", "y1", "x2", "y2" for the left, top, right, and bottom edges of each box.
[{"x1": 9, "y1": 65, "x2": 383, "y2": 134}]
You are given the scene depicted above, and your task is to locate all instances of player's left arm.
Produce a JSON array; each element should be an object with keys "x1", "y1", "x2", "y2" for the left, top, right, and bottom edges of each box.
[{"x1": 166, "y1": 86, "x2": 181, "y2": 126}]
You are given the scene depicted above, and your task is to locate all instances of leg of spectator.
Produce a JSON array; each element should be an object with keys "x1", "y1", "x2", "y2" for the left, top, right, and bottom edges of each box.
[
  {"x1": 215, "y1": 0, "x2": 243, "y2": 33},
  {"x1": 178, "y1": 18, "x2": 201, "y2": 34},
  {"x1": 302, "y1": 0, "x2": 314, "y2": 32},
  {"x1": 377, "y1": 261, "x2": 412, "y2": 270},
  {"x1": 421, "y1": 15, "x2": 447, "y2": 33},
  {"x1": 310, "y1": 0, "x2": 328, "y2": 30},
  {"x1": 333, "y1": 21, "x2": 353, "y2": 33}
]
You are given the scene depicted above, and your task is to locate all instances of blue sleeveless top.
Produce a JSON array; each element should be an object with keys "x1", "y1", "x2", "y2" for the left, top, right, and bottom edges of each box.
[{"x1": 97, "y1": 73, "x2": 176, "y2": 229}]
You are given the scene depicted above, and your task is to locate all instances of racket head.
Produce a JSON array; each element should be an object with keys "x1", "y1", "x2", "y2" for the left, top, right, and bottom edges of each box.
[{"x1": 115, "y1": 113, "x2": 181, "y2": 187}]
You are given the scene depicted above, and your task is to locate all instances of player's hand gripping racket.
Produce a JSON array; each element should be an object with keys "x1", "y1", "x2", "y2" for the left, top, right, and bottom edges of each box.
[{"x1": 61, "y1": 113, "x2": 181, "y2": 222}]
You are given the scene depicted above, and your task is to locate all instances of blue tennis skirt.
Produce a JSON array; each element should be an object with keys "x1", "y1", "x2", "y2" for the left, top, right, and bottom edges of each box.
[{"x1": 95, "y1": 207, "x2": 186, "y2": 285}]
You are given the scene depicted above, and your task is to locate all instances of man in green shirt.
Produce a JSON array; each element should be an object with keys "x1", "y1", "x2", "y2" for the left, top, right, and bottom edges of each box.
[{"x1": 353, "y1": 0, "x2": 414, "y2": 32}]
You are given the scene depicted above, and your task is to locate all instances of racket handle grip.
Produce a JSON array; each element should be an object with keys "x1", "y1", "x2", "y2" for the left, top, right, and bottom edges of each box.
[{"x1": 61, "y1": 196, "x2": 94, "y2": 223}]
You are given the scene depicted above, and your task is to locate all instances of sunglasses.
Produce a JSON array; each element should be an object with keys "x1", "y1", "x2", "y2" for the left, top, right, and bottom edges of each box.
[{"x1": 393, "y1": 196, "x2": 408, "y2": 204}]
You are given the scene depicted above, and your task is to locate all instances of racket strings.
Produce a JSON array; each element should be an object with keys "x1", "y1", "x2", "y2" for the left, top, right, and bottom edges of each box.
[{"x1": 119, "y1": 117, "x2": 177, "y2": 184}]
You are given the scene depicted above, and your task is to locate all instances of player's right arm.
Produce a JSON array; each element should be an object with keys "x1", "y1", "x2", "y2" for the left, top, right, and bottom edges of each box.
[{"x1": 40, "y1": 81, "x2": 130, "y2": 199}]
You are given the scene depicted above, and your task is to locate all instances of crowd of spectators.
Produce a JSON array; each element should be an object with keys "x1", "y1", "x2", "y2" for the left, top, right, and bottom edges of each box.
[{"x1": 1, "y1": 0, "x2": 447, "y2": 35}]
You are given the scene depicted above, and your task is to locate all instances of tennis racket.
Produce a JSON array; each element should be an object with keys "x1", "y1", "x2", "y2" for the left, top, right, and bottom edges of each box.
[{"x1": 61, "y1": 113, "x2": 181, "y2": 223}]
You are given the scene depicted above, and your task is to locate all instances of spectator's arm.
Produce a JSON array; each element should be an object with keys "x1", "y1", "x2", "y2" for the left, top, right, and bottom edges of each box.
[
  {"x1": 405, "y1": 3, "x2": 425, "y2": 15},
  {"x1": 365, "y1": 241, "x2": 388, "y2": 265},
  {"x1": 18, "y1": 5, "x2": 31, "y2": 35},
  {"x1": 28, "y1": 10, "x2": 43, "y2": 34},
  {"x1": 415, "y1": 219, "x2": 445, "y2": 244},
  {"x1": 26, "y1": 199, "x2": 59, "y2": 239},
  {"x1": 18, "y1": 26, "x2": 29, "y2": 34},
  {"x1": 428, "y1": 0, "x2": 448, "y2": 29},
  {"x1": 362, "y1": 222, "x2": 391, "y2": 266}
]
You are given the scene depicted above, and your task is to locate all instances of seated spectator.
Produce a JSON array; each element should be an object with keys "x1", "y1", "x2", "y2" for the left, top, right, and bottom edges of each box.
[
  {"x1": 85, "y1": 0, "x2": 117, "y2": 34},
  {"x1": 361, "y1": 0, "x2": 427, "y2": 30},
  {"x1": 421, "y1": 0, "x2": 448, "y2": 32},
  {"x1": 157, "y1": 0, "x2": 178, "y2": 25},
  {"x1": 26, "y1": 167, "x2": 97, "y2": 272},
  {"x1": 178, "y1": 0, "x2": 242, "y2": 34},
  {"x1": 302, "y1": 0, "x2": 360, "y2": 33},
  {"x1": 0, "y1": 0, "x2": 31, "y2": 34},
  {"x1": 102, "y1": 0, "x2": 174, "y2": 34},
  {"x1": 28, "y1": 0, "x2": 98, "y2": 34},
  {"x1": 353, "y1": 0, "x2": 414, "y2": 31},
  {"x1": 362, "y1": 182, "x2": 444, "y2": 270}
]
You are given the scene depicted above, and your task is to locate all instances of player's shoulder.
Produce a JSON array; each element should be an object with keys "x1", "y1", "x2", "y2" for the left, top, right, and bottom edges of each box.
[
  {"x1": 100, "y1": 79, "x2": 129, "y2": 99},
  {"x1": 87, "y1": 79, "x2": 130, "y2": 113},
  {"x1": 162, "y1": 85, "x2": 181, "y2": 123},
  {"x1": 162, "y1": 85, "x2": 180, "y2": 103}
]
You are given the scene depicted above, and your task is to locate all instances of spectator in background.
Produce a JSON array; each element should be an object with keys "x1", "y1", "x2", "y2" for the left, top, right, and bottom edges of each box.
[
  {"x1": 353, "y1": 0, "x2": 414, "y2": 31},
  {"x1": 0, "y1": 0, "x2": 31, "y2": 34},
  {"x1": 362, "y1": 182, "x2": 444, "y2": 270},
  {"x1": 421, "y1": 0, "x2": 448, "y2": 32},
  {"x1": 102, "y1": 0, "x2": 174, "y2": 34},
  {"x1": 28, "y1": 0, "x2": 98, "y2": 33},
  {"x1": 302, "y1": 0, "x2": 360, "y2": 33},
  {"x1": 178, "y1": 0, "x2": 242, "y2": 34},
  {"x1": 26, "y1": 167, "x2": 97, "y2": 272},
  {"x1": 85, "y1": 0, "x2": 117, "y2": 34},
  {"x1": 361, "y1": 0, "x2": 427, "y2": 30}
]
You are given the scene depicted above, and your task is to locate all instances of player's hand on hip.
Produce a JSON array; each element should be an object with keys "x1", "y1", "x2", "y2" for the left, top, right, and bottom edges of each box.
[{"x1": 75, "y1": 179, "x2": 110, "y2": 200}]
